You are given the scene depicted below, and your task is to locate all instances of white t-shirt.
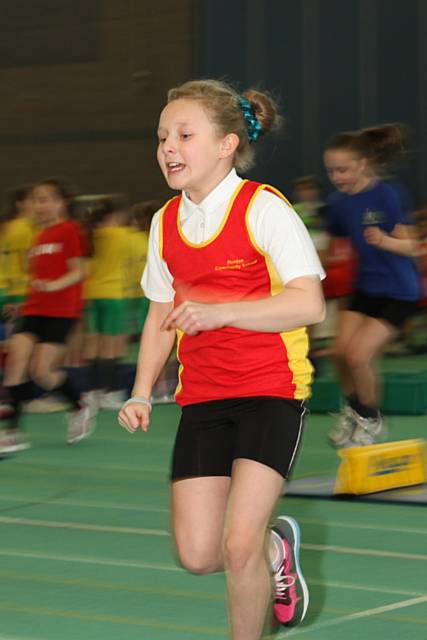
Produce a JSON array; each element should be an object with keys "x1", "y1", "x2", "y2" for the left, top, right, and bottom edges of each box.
[{"x1": 142, "y1": 169, "x2": 325, "y2": 302}]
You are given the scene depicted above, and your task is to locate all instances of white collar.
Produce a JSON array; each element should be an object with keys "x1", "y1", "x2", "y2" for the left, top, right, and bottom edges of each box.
[{"x1": 181, "y1": 169, "x2": 242, "y2": 219}]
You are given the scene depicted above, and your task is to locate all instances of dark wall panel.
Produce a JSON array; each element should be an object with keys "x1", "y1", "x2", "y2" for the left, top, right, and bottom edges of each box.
[
  {"x1": 192, "y1": 0, "x2": 247, "y2": 81},
  {"x1": 0, "y1": 1, "x2": 425, "y2": 205},
  {"x1": 319, "y1": 0, "x2": 360, "y2": 146},
  {"x1": 194, "y1": 0, "x2": 304, "y2": 195},
  {"x1": 0, "y1": 0, "x2": 99, "y2": 67},
  {"x1": 0, "y1": 0, "x2": 193, "y2": 202},
  {"x1": 377, "y1": 0, "x2": 419, "y2": 198},
  {"x1": 194, "y1": 0, "x2": 426, "y2": 205},
  {"x1": 259, "y1": 0, "x2": 303, "y2": 192}
]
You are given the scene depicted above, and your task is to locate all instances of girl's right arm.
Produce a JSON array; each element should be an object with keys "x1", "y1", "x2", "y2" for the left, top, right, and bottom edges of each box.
[
  {"x1": 364, "y1": 223, "x2": 419, "y2": 257},
  {"x1": 118, "y1": 299, "x2": 175, "y2": 433}
]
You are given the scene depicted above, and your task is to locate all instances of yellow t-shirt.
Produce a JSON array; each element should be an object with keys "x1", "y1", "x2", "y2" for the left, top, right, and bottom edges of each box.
[
  {"x1": 85, "y1": 226, "x2": 133, "y2": 300},
  {"x1": 3, "y1": 217, "x2": 36, "y2": 296},
  {"x1": 0, "y1": 232, "x2": 7, "y2": 290},
  {"x1": 126, "y1": 228, "x2": 149, "y2": 299}
]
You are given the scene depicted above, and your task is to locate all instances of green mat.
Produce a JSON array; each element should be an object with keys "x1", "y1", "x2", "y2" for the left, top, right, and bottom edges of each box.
[{"x1": 309, "y1": 370, "x2": 427, "y2": 415}]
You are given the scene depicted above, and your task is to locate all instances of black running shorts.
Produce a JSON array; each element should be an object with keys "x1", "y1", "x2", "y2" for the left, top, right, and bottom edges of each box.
[
  {"x1": 15, "y1": 315, "x2": 76, "y2": 345},
  {"x1": 348, "y1": 291, "x2": 418, "y2": 329},
  {"x1": 171, "y1": 396, "x2": 306, "y2": 481}
]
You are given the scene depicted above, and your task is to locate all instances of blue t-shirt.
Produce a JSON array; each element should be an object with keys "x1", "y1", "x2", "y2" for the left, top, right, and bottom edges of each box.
[{"x1": 326, "y1": 181, "x2": 420, "y2": 301}]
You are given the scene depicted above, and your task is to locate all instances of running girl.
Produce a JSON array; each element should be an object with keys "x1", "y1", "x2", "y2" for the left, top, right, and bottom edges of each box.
[
  {"x1": 324, "y1": 125, "x2": 420, "y2": 448},
  {"x1": 118, "y1": 80, "x2": 325, "y2": 639},
  {"x1": 0, "y1": 178, "x2": 92, "y2": 452}
]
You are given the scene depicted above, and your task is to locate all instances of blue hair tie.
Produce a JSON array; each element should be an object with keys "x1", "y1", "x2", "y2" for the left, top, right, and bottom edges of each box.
[{"x1": 237, "y1": 95, "x2": 262, "y2": 142}]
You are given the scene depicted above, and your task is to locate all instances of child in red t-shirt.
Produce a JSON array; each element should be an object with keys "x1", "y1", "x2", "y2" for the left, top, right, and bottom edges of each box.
[{"x1": 0, "y1": 178, "x2": 93, "y2": 452}]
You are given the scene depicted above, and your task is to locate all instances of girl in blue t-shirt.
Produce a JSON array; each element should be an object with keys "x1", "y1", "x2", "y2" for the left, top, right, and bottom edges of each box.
[{"x1": 323, "y1": 124, "x2": 420, "y2": 448}]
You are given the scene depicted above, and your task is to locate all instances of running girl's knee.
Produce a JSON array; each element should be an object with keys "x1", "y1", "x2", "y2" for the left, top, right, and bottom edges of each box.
[
  {"x1": 344, "y1": 344, "x2": 370, "y2": 369},
  {"x1": 28, "y1": 361, "x2": 55, "y2": 389},
  {"x1": 332, "y1": 338, "x2": 349, "y2": 362},
  {"x1": 175, "y1": 540, "x2": 221, "y2": 575},
  {"x1": 223, "y1": 530, "x2": 264, "y2": 574}
]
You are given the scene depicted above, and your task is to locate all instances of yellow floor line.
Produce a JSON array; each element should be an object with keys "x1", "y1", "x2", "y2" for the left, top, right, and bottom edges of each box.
[
  {"x1": 2, "y1": 569, "x2": 425, "y2": 600},
  {"x1": 0, "y1": 570, "x2": 224, "y2": 601},
  {"x1": 0, "y1": 603, "x2": 227, "y2": 637}
]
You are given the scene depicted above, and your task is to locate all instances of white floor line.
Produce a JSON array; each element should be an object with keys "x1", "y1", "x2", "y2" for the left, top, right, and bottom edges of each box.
[
  {"x1": 284, "y1": 594, "x2": 427, "y2": 637},
  {"x1": 2, "y1": 516, "x2": 427, "y2": 562},
  {"x1": 2, "y1": 495, "x2": 427, "y2": 537},
  {"x1": 0, "y1": 516, "x2": 168, "y2": 537},
  {"x1": 1, "y1": 548, "x2": 427, "y2": 601},
  {"x1": 307, "y1": 578, "x2": 426, "y2": 598},
  {"x1": 3, "y1": 512, "x2": 427, "y2": 565},
  {"x1": 27, "y1": 434, "x2": 174, "y2": 446},
  {"x1": 298, "y1": 517, "x2": 427, "y2": 536},
  {"x1": 0, "y1": 635, "x2": 42, "y2": 640},
  {"x1": 0, "y1": 549, "x2": 183, "y2": 572},
  {"x1": 12, "y1": 459, "x2": 168, "y2": 474},
  {"x1": 303, "y1": 542, "x2": 427, "y2": 562},
  {"x1": 0, "y1": 495, "x2": 170, "y2": 513}
]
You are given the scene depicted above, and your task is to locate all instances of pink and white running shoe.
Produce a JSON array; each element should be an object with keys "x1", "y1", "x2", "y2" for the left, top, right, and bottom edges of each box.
[{"x1": 271, "y1": 515, "x2": 309, "y2": 626}]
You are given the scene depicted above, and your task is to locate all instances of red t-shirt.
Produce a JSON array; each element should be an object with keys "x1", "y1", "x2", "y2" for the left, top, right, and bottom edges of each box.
[
  {"x1": 322, "y1": 237, "x2": 357, "y2": 299},
  {"x1": 418, "y1": 239, "x2": 427, "y2": 307},
  {"x1": 23, "y1": 219, "x2": 85, "y2": 318}
]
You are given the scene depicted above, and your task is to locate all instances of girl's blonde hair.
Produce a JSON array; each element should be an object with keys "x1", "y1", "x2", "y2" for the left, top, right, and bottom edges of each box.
[{"x1": 167, "y1": 79, "x2": 281, "y2": 172}]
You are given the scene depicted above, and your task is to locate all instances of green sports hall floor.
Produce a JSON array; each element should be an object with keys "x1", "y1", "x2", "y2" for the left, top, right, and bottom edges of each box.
[{"x1": 1, "y1": 399, "x2": 426, "y2": 639}]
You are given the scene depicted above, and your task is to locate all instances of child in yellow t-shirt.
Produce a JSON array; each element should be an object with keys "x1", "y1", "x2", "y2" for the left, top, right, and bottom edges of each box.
[
  {"x1": 0, "y1": 186, "x2": 36, "y2": 393},
  {"x1": 2, "y1": 185, "x2": 36, "y2": 316},
  {"x1": 83, "y1": 195, "x2": 132, "y2": 410}
]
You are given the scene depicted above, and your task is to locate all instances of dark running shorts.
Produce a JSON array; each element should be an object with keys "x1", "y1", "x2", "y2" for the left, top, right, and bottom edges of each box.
[
  {"x1": 171, "y1": 396, "x2": 306, "y2": 481},
  {"x1": 348, "y1": 291, "x2": 418, "y2": 329},
  {"x1": 15, "y1": 315, "x2": 76, "y2": 344}
]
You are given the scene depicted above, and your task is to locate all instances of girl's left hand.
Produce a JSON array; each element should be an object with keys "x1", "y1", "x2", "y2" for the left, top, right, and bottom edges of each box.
[
  {"x1": 160, "y1": 301, "x2": 229, "y2": 336},
  {"x1": 364, "y1": 226, "x2": 386, "y2": 247}
]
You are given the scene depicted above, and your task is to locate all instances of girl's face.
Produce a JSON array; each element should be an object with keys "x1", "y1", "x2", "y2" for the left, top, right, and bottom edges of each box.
[
  {"x1": 323, "y1": 149, "x2": 370, "y2": 194},
  {"x1": 157, "y1": 99, "x2": 236, "y2": 203},
  {"x1": 32, "y1": 185, "x2": 68, "y2": 226}
]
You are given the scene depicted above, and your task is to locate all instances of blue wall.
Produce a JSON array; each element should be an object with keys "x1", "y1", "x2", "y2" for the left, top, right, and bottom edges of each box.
[{"x1": 193, "y1": 0, "x2": 426, "y2": 206}]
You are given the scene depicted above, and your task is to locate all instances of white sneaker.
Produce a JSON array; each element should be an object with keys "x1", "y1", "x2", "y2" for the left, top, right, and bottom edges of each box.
[
  {"x1": 328, "y1": 404, "x2": 356, "y2": 448},
  {"x1": 98, "y1": 390, "x2": 126, "y2": 411},
  {"x1": 81, "y1": 391, "x2": 100, "y2": 418},
  {"x1": 66, "y1": 405, "x2": 94, "y2": 444},
  {"x1": 350, "y1": 411, "x2": 387, "y2": 447},
  {"x1": 0, "y1": 429, "x2": 31, "y2": 453}
]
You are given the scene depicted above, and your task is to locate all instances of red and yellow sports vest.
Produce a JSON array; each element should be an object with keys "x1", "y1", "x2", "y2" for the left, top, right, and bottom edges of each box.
[{"x1": 160, "y1": 180, "x2": 313, "y2": 405}]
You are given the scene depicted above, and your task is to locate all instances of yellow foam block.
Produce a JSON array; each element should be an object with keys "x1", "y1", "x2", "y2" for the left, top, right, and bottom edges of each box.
[{"x1": 334, "y1": 439, "x2": 427, "y2": 495}]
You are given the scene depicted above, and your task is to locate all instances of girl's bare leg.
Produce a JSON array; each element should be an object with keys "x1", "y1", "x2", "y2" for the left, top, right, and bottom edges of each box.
[
  {"x1": 224, "y1": 459, "x2": 284, "y2": 640},
  {"x1": 171, "y1": 475, "x2": 230, "y2": 574}
]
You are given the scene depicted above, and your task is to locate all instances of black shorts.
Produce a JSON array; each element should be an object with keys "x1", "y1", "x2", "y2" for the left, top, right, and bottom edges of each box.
[
  {"x1": 15, "y1": 315, "x2": 76, "y2": 344},
  {"x1": 171, "y1": 396, "x2": 306, "y2": 481},
  {"x1": 348, "y1": 291, "x2": 418, "y2": 329}
]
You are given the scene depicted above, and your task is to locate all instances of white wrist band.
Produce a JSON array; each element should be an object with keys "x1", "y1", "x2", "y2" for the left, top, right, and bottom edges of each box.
[{"x1": 123, "y1": 396, "x2": 152, "y2": 410}]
